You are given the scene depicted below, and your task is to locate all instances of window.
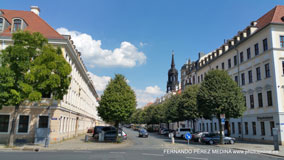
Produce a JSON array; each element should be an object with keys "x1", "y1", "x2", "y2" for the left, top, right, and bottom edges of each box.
[
  {"x1": 206, "y1": 123, "x2": 208, "y2": 131},
  {"x1": 280, "y1": 36, "x2": 284, "y2": 48},
  {"x1": 201, "y1": 74, "x2": 203, "y2": 81},
  {"x1": 250, "y1": 94, "x2": 254, "y2": 109},
  {"x1": 265, "y1": 63, "x2": 270, "y2": 78},
  {"x1": 256, "y1": 67, "x2": 261, "y2": 81},
  {"x1": 199, "y1": 123, "x2": 201, "y2": 131},
  {"x1": 282, "y1": 61, "x2": 284, "y2": 75},
  {"x1": 198, "y1": 76, "x2": 200, "y2": 83},
  {"x1": 241, "y1": 73, "x2": 245, "y2": 85},
  {"x1": 214, "y1": 123, "x2": 217, "y2": 131},
  {"x1": 240, "y1": 52, "x2": 244, "y2": 63},
  {"x1": 228, "y1": 59, "x2": 231, "y2": 68},
  {"x1": 267, "y1": 91, "x2": 273, "y2": 106},
  {"x1": 0, "y1": 115, "x2": 9, "y2": 132},
  {"x1": 247, "y1": 48, "x2": 251, "y2": 60},
  {"x1": 13, "y1": 19, "x2": 22, "y2": 31},
  {"x1": 248, "y1": 70, "x2": 253, "y2": 83},
  {"x1": 252, "y1": 122, "x2": 256, "y2": 135},
  {"x1": 245, "y1": 122, "x2": 248, "y2": 135},
  {"x1": 244, "y1": 96, "x2": 247, "y2": 107},
  {"x1": 258, "y1": 93, "x2": 263, "y2": 108},
  {"x1": 216, "y1": 65, "x2": 218, "y2": 69},
  {"x1": 232, "y1": 122, "x2": 235, "y2": 134},
  {"x1": 261, "y1": 122, "x2": 265, "y2": 136},
  {"x1": 38, "y1": 116, "x2": 48, "y2": 128},
  {"x1": 254, "y1": 43, "x2": 259, "y2": 56},
  {"x1": 270, "y1": 121, "x2": 275, "y2": 136},
  {"x1": 238, "y1": 122, "x2": 242, "y2": 134},
  {"x1": 202, "y1": 123, "x2": 205, "y2": 131},
  {"x1": 193, "y1": 76, "x2": 195, "y2": 84},
  {"x1": 18, "y1": 115, "x2": 29, "y2": 133},
  {"x1": 210, "y1": 123, "x2": 213, "y2": 132},
  {"x1": 234, "y1": 76, "x2": 238, "y2": 84},
  {"x1": 222, "y1": 62, "x2": 225, "y2": 70},
  {"x1": 263, "y1": 38, "x2": 268, "y2": 51},
  {"x1": 0, "y1": 18, "x2": 3, "y2": 31},
  {"x1": 234, "y1": 55, "x2": 237, "y2": 66}
]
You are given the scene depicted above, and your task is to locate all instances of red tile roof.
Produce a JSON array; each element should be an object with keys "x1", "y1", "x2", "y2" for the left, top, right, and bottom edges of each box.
[
  {"x1": 256, "y1": 5, "x2": 284, "y2": 29},
  {"x1": 0, "y1": 9, "x2": 64, "y2": 39}
]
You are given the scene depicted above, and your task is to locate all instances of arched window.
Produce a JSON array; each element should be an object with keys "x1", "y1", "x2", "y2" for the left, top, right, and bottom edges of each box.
[
  {"x1": 13, "y1": 19, "x2": 22, "y2": 31},
  {"x1": 0, "y1": 18, "x2": 3, "y2": 31}
]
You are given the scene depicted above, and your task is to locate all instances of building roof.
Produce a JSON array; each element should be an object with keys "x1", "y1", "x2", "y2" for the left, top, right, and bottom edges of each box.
[
  {"x1": 257, "y1": 5, "x2": 284, "y2": 30},
  {"x1": 0, "y1": 9, "x2": 64, "y2": 39}
]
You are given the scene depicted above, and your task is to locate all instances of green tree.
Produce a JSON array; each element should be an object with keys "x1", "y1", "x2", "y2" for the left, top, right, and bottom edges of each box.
[
  {"x1": 197, "y1": 70, "x2": 245, "y2": 144},
  {"x1": 178, "y1": 85, "x2": 200, "y2": 132},
  {"x1": 0, "y1": 31, "x2": 71, "y2": 146},
  {"x1": 98, "y1": 74, "x2": 136, "y2": 139},
  {"x1": 165, "y1": 94, "x2": 181, "y2": 127}
]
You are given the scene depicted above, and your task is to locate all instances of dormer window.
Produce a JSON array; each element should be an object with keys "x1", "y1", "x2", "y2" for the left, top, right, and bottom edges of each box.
[
  {"x1": 0, "y1": 18, "x2": 3, "y2": 31},
  {"x1": 13, "y1": 19, "x2": 22, "y2": 31}
]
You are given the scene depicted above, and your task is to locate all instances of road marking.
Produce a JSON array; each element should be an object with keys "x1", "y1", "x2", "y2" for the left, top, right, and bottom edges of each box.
[
  {"x1": 109, "y1": 152, "x2": 126, "y2": 154},
  {"x1": 186, "y1": 157, "x2": 208, "y2": 160},
  {"x1": 142, "y1": 153, "x2": 164, "y2": 157},
  {"x1": 73, "y1": 151, "x2": 92, "y2": 153}
]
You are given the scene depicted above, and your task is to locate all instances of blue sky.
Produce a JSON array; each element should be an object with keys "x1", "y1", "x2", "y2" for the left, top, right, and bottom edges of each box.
[{"x1": 2, "y1": 0, "x2": 284, "y2": 107}]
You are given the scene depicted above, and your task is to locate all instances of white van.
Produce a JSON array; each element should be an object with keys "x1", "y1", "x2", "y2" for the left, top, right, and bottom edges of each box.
[{"x1": 174, "y1": 128, "x2": 192, "y2": 138}]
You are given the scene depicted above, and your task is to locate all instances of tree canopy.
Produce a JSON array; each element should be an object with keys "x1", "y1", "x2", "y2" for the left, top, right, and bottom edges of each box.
[
  {"x1": 98, "y1": 74, "x2": 136, "y2": 126},
  {"x1": 197, "y1": 70, "x2": 245, "y2": 119},
  {"x1": 0, "y1": 31, "x2": 72, "y2": 108}
]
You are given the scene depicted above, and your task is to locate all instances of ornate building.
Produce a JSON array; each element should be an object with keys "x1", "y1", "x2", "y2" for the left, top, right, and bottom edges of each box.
[{"x1": 167, "y1": 52, "x2": 179, "y2": 93}]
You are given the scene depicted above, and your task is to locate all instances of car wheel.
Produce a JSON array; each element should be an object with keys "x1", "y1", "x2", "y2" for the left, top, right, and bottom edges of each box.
[
  {"x1": 230, "y1": 140, "x2": 234, "y2": 144},
  {"x1": 209, "y1": 140, "x2": 214, "y2": 145}
]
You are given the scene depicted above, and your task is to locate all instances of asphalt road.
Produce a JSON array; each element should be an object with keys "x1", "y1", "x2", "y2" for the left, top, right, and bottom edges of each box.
[{"x1": 0, "y1": 128, "x2": 283, "y2": 160}]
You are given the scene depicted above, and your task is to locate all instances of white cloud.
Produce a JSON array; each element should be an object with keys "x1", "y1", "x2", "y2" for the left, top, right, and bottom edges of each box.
[
  {"x1": 139, "y1": 42, "x2": 147, "y2": 47},
  {"x1": 145, "y1": 85, "x2": 163, "y2": 95},
  {"x1": 88, "y1": 72, "x2": 111, "y2": 94},
  {"x1": 56, "y1": 28, "x2": 146, "y2": 68},
  {"x1": 135, "y1": 85, "x2": 164, "y2": 108}
]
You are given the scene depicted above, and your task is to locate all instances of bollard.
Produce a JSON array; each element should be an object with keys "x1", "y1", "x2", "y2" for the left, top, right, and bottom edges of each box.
[{"x1": 85, "y1": 135, "x2": 88, "y2": 142}]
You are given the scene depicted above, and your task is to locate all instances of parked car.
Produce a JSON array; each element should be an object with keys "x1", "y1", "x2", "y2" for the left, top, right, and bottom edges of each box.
[
  {"x1": 92, "y1": 126, "x2": 105, "y2": 138},
  {"x1": 174, "y1": 128, "x2": 192, "y2": 138},
  {"x1": 201, "y1": 133, "x2": 235, "y2": 145},
  {"x1": 92, "y1": 126, "x2": 117, "y2": 139},
  {"x1": 160, "y1": 128, "x2": 169, "y2": 135},
  {"x1": 192, "y1": 132, "x2": 209, "y2": 142},
  {"x1": 104, "y1": 130, "x2": 126, "y2": 141},
  {"x1": 138, "y1": 129, "x2": 149, "y2": 138}
]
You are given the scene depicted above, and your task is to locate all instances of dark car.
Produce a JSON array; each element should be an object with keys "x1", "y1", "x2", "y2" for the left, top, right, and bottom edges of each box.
[
  {"x1": 201, "y1": 133, "x2": 235, "y2": 145},
  {"x1": 92, "y1": 126, "x2": 117, "y2": 138},
  {"x1": 138, "y1": 129, "x2": 149, "y2": 138},
  {"x1": 104, "y1": 130, "x2": 126, "y2": 141},
  {"x1": 192, "y1": 132, "x2": 209, "y2": 142},
  {"x1": 92, "y1": 126, "x2": 105, "y2": 138}
]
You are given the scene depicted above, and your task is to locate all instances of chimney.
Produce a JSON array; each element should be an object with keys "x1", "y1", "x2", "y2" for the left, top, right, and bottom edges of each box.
[{"x1": 30, "y1": 6, "x2": 40, "y2": 16}]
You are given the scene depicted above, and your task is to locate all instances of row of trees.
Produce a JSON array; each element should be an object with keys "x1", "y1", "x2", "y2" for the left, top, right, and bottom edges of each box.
[{"x1": 130, "y1": 70, "x2": 246, "y2": 144}]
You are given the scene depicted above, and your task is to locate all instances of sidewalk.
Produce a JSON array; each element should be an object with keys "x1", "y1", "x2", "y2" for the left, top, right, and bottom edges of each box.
[
  {"x1": 216, "y1": 141, "x2": 284, "y2": 157},
  {"x1": 0, "y1": 134, "x2": 133, "y2": 152}
]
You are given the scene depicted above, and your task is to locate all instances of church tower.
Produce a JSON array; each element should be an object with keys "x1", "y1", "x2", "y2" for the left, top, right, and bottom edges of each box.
[{"x1": 167, "y1": 51, "x2": 179, "y2": 93}]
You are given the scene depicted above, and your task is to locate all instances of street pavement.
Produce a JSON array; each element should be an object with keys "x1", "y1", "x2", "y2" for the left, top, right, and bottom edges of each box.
[{"x1": 0, "y1": 128, "x2": 283, "y2": 160}]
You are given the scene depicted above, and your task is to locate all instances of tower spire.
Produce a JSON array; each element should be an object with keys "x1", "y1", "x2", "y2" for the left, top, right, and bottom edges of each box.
[{"x1": 171, "y1": 50, "x2": 175, "y2": 68}]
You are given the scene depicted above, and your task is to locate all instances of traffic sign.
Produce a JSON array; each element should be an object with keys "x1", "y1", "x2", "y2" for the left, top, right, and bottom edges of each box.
[
  {"x1": 221, "y1": 118, "x2": 225, "y2": 125},
  {"x1": 220, "y1": 114, "x2": 225, "y2": 119},
  {"x1": 185, "y1": 132, "x2": 192, "y2": 140}
]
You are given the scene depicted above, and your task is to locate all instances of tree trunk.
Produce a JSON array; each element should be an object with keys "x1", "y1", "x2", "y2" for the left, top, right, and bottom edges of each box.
[
  {"x1": 115, "y1": 121, "x2": 119, "y2": 142},
  {"x1": 8, "y1": 104, "x2": 20, "y2": 147},
  {"x1": 218, "y1": 117, "x2": 224, "y2": 145},
  {"x1": 192, "y1": 119, "x2": 196, "y2": 133}
]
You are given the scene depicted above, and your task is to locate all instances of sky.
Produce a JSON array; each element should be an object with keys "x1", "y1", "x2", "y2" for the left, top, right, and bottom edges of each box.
[{"x1": 2, "y1": 0, "x2": 284, "y2": 107}]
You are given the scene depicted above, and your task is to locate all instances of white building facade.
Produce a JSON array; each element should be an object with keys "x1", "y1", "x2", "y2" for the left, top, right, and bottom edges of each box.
[
  {"x1": 0, "y1": 7, "x2": 102, "y2": 144},
  {"x1": 180, "y1": 5, "x2": 284, "y2": 144}
]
